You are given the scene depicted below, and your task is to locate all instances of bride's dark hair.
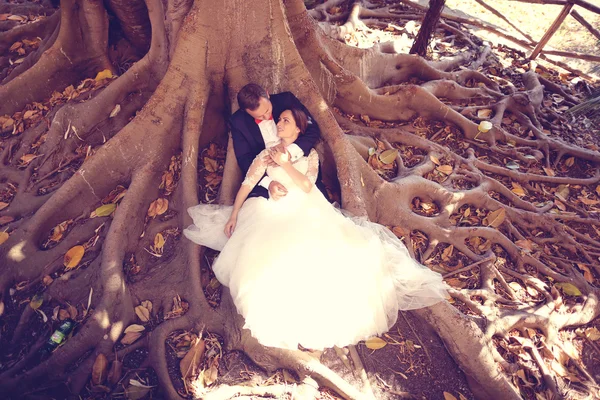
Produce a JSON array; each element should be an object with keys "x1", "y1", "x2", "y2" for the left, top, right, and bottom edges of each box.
[{"x1": 288, "y1": 108, "x2": 308, "y2": 135}]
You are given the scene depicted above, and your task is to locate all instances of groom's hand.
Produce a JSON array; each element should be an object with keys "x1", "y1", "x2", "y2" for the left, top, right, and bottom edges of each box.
[{"x1": 268, "y1": 181, "x2": 287, "y2": 200}]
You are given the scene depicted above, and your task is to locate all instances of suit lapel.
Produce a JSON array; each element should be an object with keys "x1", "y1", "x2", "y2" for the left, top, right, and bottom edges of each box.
[{"x1": 243, "y1": 115, "x2": 265, "y2": 150}]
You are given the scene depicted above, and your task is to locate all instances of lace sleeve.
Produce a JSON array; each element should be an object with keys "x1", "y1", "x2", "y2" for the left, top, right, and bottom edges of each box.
[
  {"x1": 241, "y1": 150, "x2": 268, "y2": 188},
  {"x1": 306, "y1": 149, "x2": 319, "y2": 185}
]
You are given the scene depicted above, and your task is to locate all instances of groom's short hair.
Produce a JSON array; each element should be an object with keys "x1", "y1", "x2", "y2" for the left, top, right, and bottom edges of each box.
[{"x1": 238, "y1": 84, "x2": 268, "y2": 111}]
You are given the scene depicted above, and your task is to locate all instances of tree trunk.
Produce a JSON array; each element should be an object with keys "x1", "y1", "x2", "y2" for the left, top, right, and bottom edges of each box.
[
  {"x1": 410, "y1": 0, "x2": 446, "y2": 57},
  {"x1": 0, "y1": 0, "x2": 598, "y2": 399}
]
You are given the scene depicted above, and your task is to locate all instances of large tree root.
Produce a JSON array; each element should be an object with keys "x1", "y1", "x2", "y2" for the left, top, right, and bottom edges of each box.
[{"x1": 1, "y1": 0, "x2": 599, "y2": 399}]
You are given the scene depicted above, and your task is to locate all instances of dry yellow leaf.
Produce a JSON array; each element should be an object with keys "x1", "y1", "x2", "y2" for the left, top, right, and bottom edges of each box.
[
  {"x1": 429, "y1": 154, "x2": 440, "y2": 165},
  {"x1": 121, "y1": 331, "x2": 142, "y2": 345},
  {"x1": 443, "y1": 392, "x2": 458, "y2": 400},
  {"x1": 565, "y1": 157, "x2": 575, "y2": 167},
  {"x1": 180, "y1": 338, "x2": 206, "y2": 379},
  {"x1": 124, "y1": 324, "x2": 145, "y2": 333},
  {"x1": 584, "y1": 327, "x2": 600, "y2": 341},
  {"x1": 141, "y1": 300, "x2": 153, "y2": 313},
  {"x1": 364, "y1": 337, "x2": 387, "y2": 350},
  {"x1": 436, "y1": 165, "x2": 453, "y2": 175},
  {"x1": 0, "y1": 202, "x2": 9, "y2": 211},
  {"x1": 204, "y1": 157, "x2": 218, "y2": 173},
  {"x1": 442, "y1": 245, "x2": 454, "y2": 261},
  {"x1": 486, "y1": 208, "x2": 506, "y2": 228},
  {"x1": 511, "y1": 182, "x2": 526, "y2": 197},
  {"x1": 379, "y1": 149, "x2": 398, "y2": 165},
  {"x1": 154, "y1": 233, "x2": 165, "y2": 250},
  {"x1": 135, "y1": 305, "x2": 150, "y2": 322},
  {"x1": 0, "y1": 231, "x2": 9, "y2": 245},
  {"x1": 20, "y1": 153, "x2": 39, "y2": 165},
  {"x1": 543, "y1": 167, "x2": 555, "y2": 177},
  {"x1": 64, "y1": 245, "x2": 85, "y2": 270},
  {"x1": 94, "y1": 69, "x2": 113, "y2": 81},
  {"x1": 148, "y1": 198, "x2": 168, "y2": 217},
  {"x1": 476, "y1": 109, "x2": 492, "y2": 119}
]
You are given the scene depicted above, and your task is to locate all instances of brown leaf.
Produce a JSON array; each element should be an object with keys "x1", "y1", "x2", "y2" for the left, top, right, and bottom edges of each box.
[
  {"x1": 511, "y1": 182, "x2": 526, "y2": 197},
  {"x1": 92, "y1": 353, "x2": 108, "y2": 385},
  {"x1": 124, "y1": 324, "x2": 145, "y2": 333},
  {"x1": 204, "y1": 157, "x2": 218, "y2": 173},
  {"x1": 565, "y1": 157, "x2": 575, "y2": 167},
  {"x1": 579, "y1": 197, "x2": 599, "y2": 206},
  {"x1": 141, "y1": 300, "x2": 153, "y2": 313},
  {"x1": 543, "y1": 167, "x2": 555, "y2": 177},
  {"x1": 584, "y1": 327, "x2": 600, "y2": 341},
  {"x1": 64, "y1": 245, "x2": 85, "y2": 270},
  {"x1": 147, "y1": 198, "x2": 168, "y2": 218},
  {"x1": 436, "y1": 165, "x2": 453, "y2": 175},
  {"x1": 180, "y1": 338, "x2": 206, "y2": 379},
  {"x1": 443, "y1": 392, "x2": 458, "y2": 400},
  {"x1": 121, "y1": 331, "x2": 143, "y2": 345},
  {"x1": 486, "y1": 208, "x2": 506, "y2": 228},
  {"x1": 203, "y1": 359, "x2": 219, "y2": 386},
  {"x1": 576, "y1": 263, "x2": 594, "y2": 284},
  {"x1": 0, "y1": 216, "x2": 14, "y2": 226},
  {"x1": 108, "y1": 360, "x2": 123, "y2": 386},
  {"x1": 135, "y1": 305, "x2": 150, "y2": 322},
  {"x1": 442, "y1": 245, "x2": 454, "y2": 261},
  {"x1": 42, "y1": 275, "x2": 53, "y2": 286},
  {"x1": 0, "y1": 231, "x2": 9, "y2": 245},
  {"x1": 429, "y1": 154, "x2": 440, "y2": 165},
  {"x1": 515, "y1": 239, "x2": 534, "y2": 252},
  {"x1": 124, "y1": 382, "x2": 150, "y2": 400},
  {"x1": 476, "y1": 109, "x2": 492, "y2": 119},
  {"x1": 19, "y1": 153, "x2": 39, "y2": 165},
  {"x1": 0, "y1": 202, "x2": 9, "y2": 211},
  {"x1": 58, "y1": 309, "x2": 70, "y2": 320}
]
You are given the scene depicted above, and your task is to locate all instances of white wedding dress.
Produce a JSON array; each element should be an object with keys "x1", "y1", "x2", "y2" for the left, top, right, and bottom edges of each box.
[{"x1": 184, "y1": 149, "x2": 447, "y2": 350}]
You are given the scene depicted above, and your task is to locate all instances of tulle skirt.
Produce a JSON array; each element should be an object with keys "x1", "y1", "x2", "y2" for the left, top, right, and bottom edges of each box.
[{"x1": 184, "y1": 188, "x2": 447, "y2": 350}]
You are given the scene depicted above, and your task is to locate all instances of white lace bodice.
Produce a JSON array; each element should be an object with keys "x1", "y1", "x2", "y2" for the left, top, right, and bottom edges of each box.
[{"x1": 241, "y1": 148, "x2": 319, "y2": 190}]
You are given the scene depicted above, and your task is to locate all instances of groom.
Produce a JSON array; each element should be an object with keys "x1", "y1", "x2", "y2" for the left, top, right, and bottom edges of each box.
[{"x1": 230, "y1": 83, "x2": 327, "y2": 200}]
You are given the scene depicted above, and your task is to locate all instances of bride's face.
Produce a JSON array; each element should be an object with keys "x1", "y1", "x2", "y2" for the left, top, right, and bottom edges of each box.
[{"x1": 276, "y1": 110, "x2": 300, "y2": 141}]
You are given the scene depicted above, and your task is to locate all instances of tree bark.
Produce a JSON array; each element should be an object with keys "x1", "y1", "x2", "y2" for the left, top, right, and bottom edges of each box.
[{"x1": 409, "y1": 0, "x2": 446, "y2": 57}]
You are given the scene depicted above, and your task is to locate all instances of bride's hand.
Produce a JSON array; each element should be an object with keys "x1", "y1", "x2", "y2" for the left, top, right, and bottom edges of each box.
[
  {"x1": 269, "y1": 146, "x2": 291, "y2": 166},
  {"x1": 224, "y1": 215, "x2": 237, "y2": 238}
]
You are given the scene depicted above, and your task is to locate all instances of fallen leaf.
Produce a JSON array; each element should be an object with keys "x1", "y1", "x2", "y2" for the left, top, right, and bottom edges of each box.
[
  {"x1": 0, "y1": 216, "x2": 14, "y2": 226},
  {"x1": 429, "y1": 154, "x2": 440, "y2": 165},
  {"x1": 58, "y1": 309, "x2": 70, "y2": 320},
  {"x1": 365, "y1": 337, "x2": 387, "y2": 350},
  {"x1": 204, "y1": 157, "x2": 218, "y2": 173},
  {"x1": 147, "y1": 198, "x2": 168, "y2": 218},
  {"x1": 506, "y1": 161, "x2": 520, "y2": 170},
  {"x1": 0, "y1": 202, "x2": 9, "y2": 211},
  {"x1": 109, "y1": 104, "x2": 121, "y2": 118},
  {"x1": 584, "y1": 327, "x2": 600, "y2": 341},
  {"x1": 436, "y1": 165, "x2": 453, "y2": 175},
  {"x1": 94, "y1": 69, "x2": 113, "y2": 81},
  {"x1": 379, "y1": 149, "x2": 398, "y2": 165},
  {"x1": 121, "y1": 331, "x2": 143, "y2": 345},
  {"x1": 443, "y1": 392, "x2": 458, "y2": 400},
  {"x1": 124, "y1": 383, "x2": 150, "y2": 400},
  {"x1": 64, "y1": 245, "x2": 85, "y2": 270},
  {"x1": 203, "y1": 359, "x2": 219, "y2": 386},
  {"x1": 29, "y1": 294, "x2": 43, "y2": 310},
  {"x1": 565, "y1": 157, "x2": 575, "y2": 167},
  {"x1": 511, "y1": 182, "x2": 526, "y2": 197},
  {"x1": 555, "y1": 185, "x2": 570, "y2": 201},
  {"x1": 442, "y1": 245, "x2": 454, "y2": 261},
  {"x1": 20, "y1": 153, "x2": 39, "y2": 165},
  {"x1": 180, "y1": 338, "x2": 206, "y2": 379},
  {"x1": 486, "y1": 208, "x2": 506, "y2": 228},
  {"x1": 92, "y1": 353, "x2": 108, "y2": 385},
  {"x1": 141, "y1": 300, "x2": 152, "y2": 313},
  {"x1": 154, "y1": 233, "x2": 165, "y2": 250},
  {"x1": 108, "y1": 360, "x2": 123, "y2": 386},
  {"x1": 576, "y1": 263, "x2": 594, "y2": 283},
  {"x1": 124, "y1": 324, "x2": 145, "y2": 333},
  {"x1": 477, "y1": 109, "x2": 492, "y2": 119},
  {"x1": 93, "y1": 203, "x2": 116, "y2": 218},
  {"x1": 555, "y1": 282, "x2": 582, "y2": 297},
  {"x1": 135, "y1": 305, "x2": 150, "y2": 322},
  {"x1": 515, "y1": 239, "x2": 533, "y2": 252},
  {"x1": 543, "y1": 167, "x2": 555, "y2": 177},
  {"x1": 0, "y1": 231, "x2": 9, "y2": 245},
  {"x1": 42, "y1": 275, "x2": 53, "y2": 285}
]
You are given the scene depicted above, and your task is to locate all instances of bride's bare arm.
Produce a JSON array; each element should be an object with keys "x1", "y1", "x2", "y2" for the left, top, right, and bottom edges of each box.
[{"x1": 225, "y1": 151, "x2": 268, "y2": 237}]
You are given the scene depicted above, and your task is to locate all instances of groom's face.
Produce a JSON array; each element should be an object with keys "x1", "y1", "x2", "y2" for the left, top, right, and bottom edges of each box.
[{"x1": 246, "y1": 96, "x2": 272, "y2": 121}]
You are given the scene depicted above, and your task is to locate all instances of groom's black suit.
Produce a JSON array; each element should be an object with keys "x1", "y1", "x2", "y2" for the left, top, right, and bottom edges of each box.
[{"x1": 230, "y1": 92, "x2": 327, "y2": 199}]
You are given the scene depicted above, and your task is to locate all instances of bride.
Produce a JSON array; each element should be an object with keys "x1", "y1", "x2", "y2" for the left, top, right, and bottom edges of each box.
[{"x1": 184, "y1": 108, "x2": 448, "y2": 350}]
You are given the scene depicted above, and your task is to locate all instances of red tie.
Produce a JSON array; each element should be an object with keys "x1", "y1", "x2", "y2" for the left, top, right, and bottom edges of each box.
[{"x1": 255, "y1": 115, "x2": 273, "y2": 124}]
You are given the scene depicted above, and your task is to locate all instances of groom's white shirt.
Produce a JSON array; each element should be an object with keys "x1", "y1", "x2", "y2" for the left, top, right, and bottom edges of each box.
[{"x1": 256, "y1": 119, "x2": 303, "y2": 190}]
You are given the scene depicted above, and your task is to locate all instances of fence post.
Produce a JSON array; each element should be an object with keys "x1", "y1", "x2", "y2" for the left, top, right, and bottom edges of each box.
[{"x1": 528, "y1": 2, "x2": 574, "y2": 60}]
